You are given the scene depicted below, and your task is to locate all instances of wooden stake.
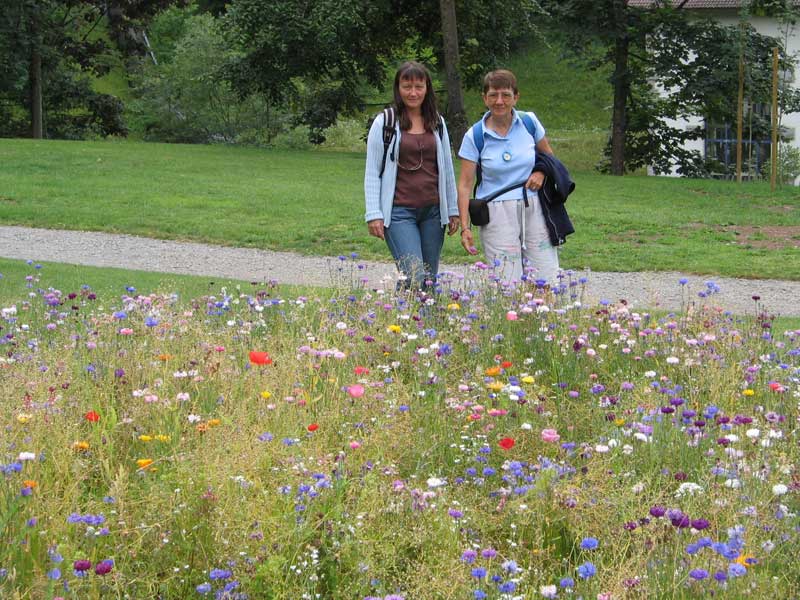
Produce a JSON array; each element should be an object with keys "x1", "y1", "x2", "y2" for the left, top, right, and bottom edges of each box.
[
  {"x1": 736, "y1": 23, "x2": 745, "y2": 183},
  {"x1": 771, "y1": 47, "x2": 779, "y2": 191}
]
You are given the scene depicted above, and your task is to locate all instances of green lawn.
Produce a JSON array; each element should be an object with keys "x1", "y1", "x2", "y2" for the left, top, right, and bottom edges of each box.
[{"x1": 1, "y1": 138, "x2": 798, "y2": 279}]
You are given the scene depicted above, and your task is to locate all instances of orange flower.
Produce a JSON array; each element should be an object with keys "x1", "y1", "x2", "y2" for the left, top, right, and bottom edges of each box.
[
  {"x1": 157, "y1": 353, "x2": 172, "y2": 361},
  {"x1": 207, "y1": 418, "x2": 221, "y2": 427},
  {"x1": 23, "y1": 479, "x2": 37, "y2": 489},
  {"x1": 196, "y1": 422, "x2": 209, "y2": 433},
  {"x1": 249, "y1": 351, "x2": 272, "y2": 365},
  {"x1": 73, "y1": 441, "x2": 90, "y2": 451},
  {"x1": 136, "y1": 458, "x2": 154, "y2": 469},
  {"x1": 485, "y1": 366, "x2": 501, "y2": 377}
]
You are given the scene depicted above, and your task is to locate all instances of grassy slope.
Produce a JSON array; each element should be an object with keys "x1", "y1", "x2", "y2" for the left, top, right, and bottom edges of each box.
[{"x1": 1, "y1": 138, "x2": 799, "y2": 279}]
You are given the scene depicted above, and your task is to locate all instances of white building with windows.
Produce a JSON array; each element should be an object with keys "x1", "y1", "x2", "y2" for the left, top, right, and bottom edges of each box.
[{"x1": 630, "y1": 0, "x2": 800, "y2": 183}]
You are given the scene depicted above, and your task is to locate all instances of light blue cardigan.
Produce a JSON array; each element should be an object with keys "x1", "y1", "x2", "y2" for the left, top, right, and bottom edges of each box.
[{"x1": 364, "y1": 111, "x2": 459, "y2": 227}]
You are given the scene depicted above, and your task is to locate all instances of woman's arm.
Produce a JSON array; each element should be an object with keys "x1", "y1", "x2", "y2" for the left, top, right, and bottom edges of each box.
[
  {"x1": 364, "y1": 115, "x2": 386, "y2": 238},
  {"x1": 457, "y1": 159, "x2": 478, "y2": 255}
]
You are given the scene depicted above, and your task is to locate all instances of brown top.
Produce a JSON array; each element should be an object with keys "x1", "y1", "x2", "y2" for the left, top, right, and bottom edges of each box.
[{"x1": 393, "y1": 131, "x2": 439, "y2": 208}]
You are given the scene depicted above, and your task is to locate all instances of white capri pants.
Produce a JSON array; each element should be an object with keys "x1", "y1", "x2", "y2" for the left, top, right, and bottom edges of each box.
[{"x1": 479, "y1": 194, "x2": 559, "y2": 284}]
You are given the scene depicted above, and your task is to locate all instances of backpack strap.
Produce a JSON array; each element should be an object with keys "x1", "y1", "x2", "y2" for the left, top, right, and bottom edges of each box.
[
  {"x1": 378, "y1": 107, "x2": 396, "y2": 178},
  {"x1": 380, "y1": 109, "x2": 445, "y2": 178}
]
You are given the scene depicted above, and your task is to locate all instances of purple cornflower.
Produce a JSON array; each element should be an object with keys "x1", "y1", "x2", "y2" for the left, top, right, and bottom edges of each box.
[{"x1": 689, "y1": 569, "x2": 708, "y2": 580}]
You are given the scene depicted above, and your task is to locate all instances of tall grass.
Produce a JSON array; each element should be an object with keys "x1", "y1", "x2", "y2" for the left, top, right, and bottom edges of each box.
[{"x1": 0, "y1": 258, "x2": 798, "y2": 598}]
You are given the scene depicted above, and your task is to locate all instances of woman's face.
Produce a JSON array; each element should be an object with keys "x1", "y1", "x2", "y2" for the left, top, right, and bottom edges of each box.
[
  {"x1": 483, "y1": 87, "x2": 518, "y2": 119},
  {"x1": 398, "y1": 77, "x2": 427, "y2": 110}
]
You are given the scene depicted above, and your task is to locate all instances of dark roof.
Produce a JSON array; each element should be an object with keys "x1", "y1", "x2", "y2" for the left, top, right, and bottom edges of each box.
[{"x1": 629, "y1": 0, "x2": 799, "y2": 7}]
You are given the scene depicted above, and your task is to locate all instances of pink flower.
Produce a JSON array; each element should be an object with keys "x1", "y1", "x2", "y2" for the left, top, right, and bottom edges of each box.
[
  {"x1": 348, "y1": 384, "x2": 365, "y2": 398},
  {"x1": 541, "y1": 428, "x2": 560, "y2": 443},
  {"x1": 506, "y1": 311, "x2": 518, "y2": 321},
  {"x1": 349, "y1": 441, "x2": 361, "y2": 449}
]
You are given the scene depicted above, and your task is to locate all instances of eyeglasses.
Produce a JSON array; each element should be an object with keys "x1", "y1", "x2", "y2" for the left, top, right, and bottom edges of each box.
[{"x1": 485, "y1": 91, "x2": 515, "y2": 101}]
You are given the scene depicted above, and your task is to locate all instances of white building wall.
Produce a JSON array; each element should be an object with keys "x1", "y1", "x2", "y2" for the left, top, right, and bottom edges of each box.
[{"x1": 660, "y1": 9, "x2": 799, "y2": 184}]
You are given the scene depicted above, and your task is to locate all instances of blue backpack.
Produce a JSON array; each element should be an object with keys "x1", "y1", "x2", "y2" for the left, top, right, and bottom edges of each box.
[{"x1": 471, "y1": 111, "x2": 538, "y2": 188}]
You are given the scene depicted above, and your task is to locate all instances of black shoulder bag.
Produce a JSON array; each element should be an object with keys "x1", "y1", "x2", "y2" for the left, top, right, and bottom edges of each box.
[{"x1": 468, "y1": 180, "x2": 531, "y2": 227}]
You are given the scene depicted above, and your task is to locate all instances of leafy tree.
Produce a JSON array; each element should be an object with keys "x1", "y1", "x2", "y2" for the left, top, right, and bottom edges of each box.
[
  {"x1": 0, "y1": 0, "x2": 178, "y2": 139},
  {"x1": 224, "y1": 0, "x2": 543, "y2": 143},
  {"x1": 542, "y1": 0, "x2": 798, "y2": 175},
  {"x1": 129, "y1": 11, "x2": 276, "y2": 144}
]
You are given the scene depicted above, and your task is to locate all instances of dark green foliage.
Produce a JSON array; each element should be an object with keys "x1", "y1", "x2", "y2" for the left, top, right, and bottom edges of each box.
[
  {"x1": 541, "y1": 0, "x2": 799, "y2": 175},
  {"x1": 0, "y1": 0, "x2": 179, "y2": 139},
  {"x1": 224, "y1": 0, "x2": 544, "y2": 142}
]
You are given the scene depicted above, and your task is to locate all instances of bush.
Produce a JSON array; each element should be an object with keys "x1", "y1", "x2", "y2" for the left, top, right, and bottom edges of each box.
[
  {"x1": 762, "y1": 142, "x2": 800, "y2": 185},
  {"x1": 129, "y1": 12, "x2": 277, "y2": 144}
]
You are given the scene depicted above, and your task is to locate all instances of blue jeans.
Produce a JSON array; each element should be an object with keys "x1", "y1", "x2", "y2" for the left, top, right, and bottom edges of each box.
[{"x1": 384, "y1": 204, "x2": 445, "y2": 289}]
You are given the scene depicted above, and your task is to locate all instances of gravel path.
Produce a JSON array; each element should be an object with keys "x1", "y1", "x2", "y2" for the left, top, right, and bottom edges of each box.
[{"x1": 2, "y1": 224, "x2": 799, "y2": 317}]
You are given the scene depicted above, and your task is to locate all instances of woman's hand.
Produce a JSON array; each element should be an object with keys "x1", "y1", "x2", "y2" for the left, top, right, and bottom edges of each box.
[
  {"x1": 461, "y1": 229, "x2": 478, "y2": 255},
  {"x1": 367, "y1": 219, "x2": 385, "y2": 240},
  {"x1": 447, "y1": 216, "x2": 460, "y2": 236},
  {"x1": 526, "y1": 171, "x2": 545, "y2": 191}
]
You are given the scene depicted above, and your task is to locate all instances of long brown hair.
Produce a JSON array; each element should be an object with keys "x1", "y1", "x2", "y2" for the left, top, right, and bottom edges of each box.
[{"x1": 392, "y1": 61, "x2": 440, "y2": 133}]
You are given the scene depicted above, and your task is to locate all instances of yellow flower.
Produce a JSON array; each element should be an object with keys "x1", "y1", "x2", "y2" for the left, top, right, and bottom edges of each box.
[
  {"x1": 136, "y1": 458, "x2": 154, "y2": 469},
  {"x1": 73, "y1": 441, "x2": 90, "y2": 451},
  {"x1": 155, "y1": 434, "x2": 170, "y2": 442},
  {"x1": 614, "y1": 418, "x2": 626, "y2": 427},
  {"x1": 207, "y1": 418, "x2": 221, "y2": 427},
  {"x1": 260, "y1": 390, "x2": 272, "y2": 400},
  {"x1": 16, "y1": 413, "x2": 33, "y2": 424},
  {"x1": 743, "y1": 389, "x2": 755, "y2": 396},
  {"x1": 447, "y1": 303, "x2": 460, "y2": 311},
  {"x1": 138, "y1": 434, "x2": 153, "y2": 442},
  {"x1": 521, "y1": 376, "x2": 535, "y2": 384},
  {"x1": 487, "y1": 382, "x2": 504, "y2": 392},
  {"x1": 735, "y1": 554, "x2": 757, "y2": 568},
  {"x1": 387, "y1": 325, "x2": 402, "y2": 333}
]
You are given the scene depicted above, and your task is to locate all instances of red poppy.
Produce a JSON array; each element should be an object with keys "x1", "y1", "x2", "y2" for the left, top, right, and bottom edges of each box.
[
  {"x1": 249, "y1": 351, "x2": 272, "y2": 365},
  {"x1": 354, "y1": 366, "x2": 370, "y2": 375},
  {"x1": 84, "y1": 411, "x2": 100, "y2": 422},
  {"x1": 307, "y1": 423, "x2": 319, "y2": 432},
  {"x1": 501, "y1": 361, "x2": 513, "y2": 369},
  {"x1": 498, "y1": 437, "x2": 515, "y2": 450}
]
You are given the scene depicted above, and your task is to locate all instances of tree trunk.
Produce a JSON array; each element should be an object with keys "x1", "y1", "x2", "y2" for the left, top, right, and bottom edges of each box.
[
  {"x1": 30, "y1": 43, "x2": 43, "y2": 139},
  {"x1": 439, "y1": 0, "x2": 468, "y2": 148},
  {"x1": 609, "y1": 3, "x2": 629, "y2": 176}
]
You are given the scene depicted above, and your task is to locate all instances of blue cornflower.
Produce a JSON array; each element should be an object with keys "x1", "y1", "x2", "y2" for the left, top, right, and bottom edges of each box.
[
  {"x1": 145, "y1": 317, "x2": 159, "y2": 327},
  {"x1": 209, "y1": 568, "x2": 232, "y2": 580},
  {"x1": 689, "y1": 569, "x2": 708, "y2": 580},
  {"x1": 461, "y1": 549, "x2": 477, "y2": 564},
  {"x1": 196, "y1": 582, "x2": 212, "y2": 594},
  {"x1": 47, "y1": 568, "x2": 61, "y2": 580},
  {"x1": 473, "y1": 591, "x2": 487, "y2": 599},
  {"x1": 577, "y1": 562, "x2": 596, "y2": 579},
  {"x1": 580, "y1": 537, "x2": 599, "y2": 550},
  {"x1": 727, "y1": 563, "x2": 747, "y2": 577},
  {"x1": 559, "y1": 577, "x2": 575, "y2": 588},
  {"x1": 471, "y1": 567, "x2": 487, "y2": 579},
  {"x1": 498, "y1": 581, "x2": 516, "y2": 593}
]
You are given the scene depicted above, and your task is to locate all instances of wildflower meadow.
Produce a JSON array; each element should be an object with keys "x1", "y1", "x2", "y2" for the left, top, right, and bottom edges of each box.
[{"x1": 1, "y1": 259, "x2": 798, "y2": 600}]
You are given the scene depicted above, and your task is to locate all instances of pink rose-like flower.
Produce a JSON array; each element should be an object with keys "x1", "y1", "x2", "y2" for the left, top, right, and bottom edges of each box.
[
  {"x1": 541, "y1": 428, "x2": 560, "y2": 443},
  {"x1": 348, "y1": 384, "x2": 365, "y2": 398}
]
